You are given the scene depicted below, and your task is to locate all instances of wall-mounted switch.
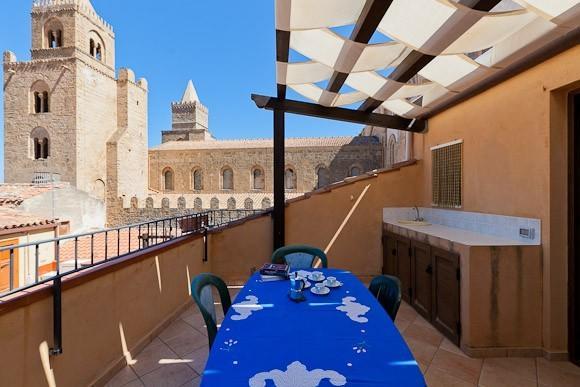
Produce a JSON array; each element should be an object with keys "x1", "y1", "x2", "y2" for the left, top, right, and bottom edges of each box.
[{"x1": 519, "y1": 228, "x2": 535, "y2": 239}]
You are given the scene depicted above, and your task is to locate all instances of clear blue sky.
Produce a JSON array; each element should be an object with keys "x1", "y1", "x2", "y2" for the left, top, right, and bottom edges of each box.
[{"x1": 0, "y1": 0, "x2": 363, "y2": 182}]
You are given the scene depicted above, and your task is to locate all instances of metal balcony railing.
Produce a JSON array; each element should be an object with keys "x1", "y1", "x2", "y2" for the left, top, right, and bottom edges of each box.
[
  {"x1": 0, "y1": 209, "x2": 261, "y2": 297},
  {"x1": 0, "y1": 209, "x2": 262, "y2": 356}
]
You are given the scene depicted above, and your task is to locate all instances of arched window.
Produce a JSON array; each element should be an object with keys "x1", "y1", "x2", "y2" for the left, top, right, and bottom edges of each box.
[
  {"x1": 349, "y1": 165, "x2": 362, "y2": 177},
  {"x1": 44, "y1": 19, "x2": 63, "y2": 49},
  {"x1": 192, "y1": 169, "x2": 203, "y2": 190},
  {"x1": 145, "y1": 197, "x2": 154, "y2": 209},
  {"x1": 227, "y1": 197, "x2": 236, "y2": 210},
  {"x1": 244, "y1": 198, "x2": 254, "y2": 210},
  {"x1": 316, "y1": 165, "x2": 330, "y2": 189},
  {"x1": 285, "y1": 168, "x2": 296, "y2": 190},
  {"x1": 31, "y1": 81, "x2": 50, "y2": 113},
  {"x1": 177, "y1": 196, "x2": 186, "y2": 209},
  {"x1": 222, "y1": 167, "x2": 234, "y2": 190},
  {"x1": 194, "y1": 197, "x2": 202, "y2": 211},
  {"x1": 261, "y1": 197, "x2": 272, "y2": 209},
  {"x1": 387, "y1": 135, "x2": 397, "y2": 167},
  {"x1": 29, "y1": 127, "x2": 50, "y2": 160},
  {"x1": 252, "y1": 166, "x2": 265, "y2": 190},
  {"x1": 88, "y1": 31, "x2": 105, "y2": 62},
  {"x1": 210, "y1": 197, "x2": 219, "y2": 210},
  {"x1": 163, "y1": 168, "x2": 174, "y2": 191},
  {"x1": 161, "y1": 198, "x2": 170, "y2": 208}
]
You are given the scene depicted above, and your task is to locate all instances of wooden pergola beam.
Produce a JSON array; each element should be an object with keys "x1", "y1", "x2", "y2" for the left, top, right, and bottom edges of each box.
[
  {"x1": 358, "y1": 0, "x2": 503, "y2": 112},
  {"x1": 252, "y1": 94, "x2": 426, "y2": 132},
  {"x1": 326, "y1": 0, "x2": 395, "y2": 94}
]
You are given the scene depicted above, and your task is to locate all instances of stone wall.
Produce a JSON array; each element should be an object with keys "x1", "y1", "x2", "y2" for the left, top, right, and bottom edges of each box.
[{"x1": 148, "y1": 140, "x2": 383, "y2": 193}]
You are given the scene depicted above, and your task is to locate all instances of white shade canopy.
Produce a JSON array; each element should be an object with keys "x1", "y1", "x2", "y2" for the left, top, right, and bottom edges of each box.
[{"x1": 275, "y1": 0, "x2": 580, "y2": 118}]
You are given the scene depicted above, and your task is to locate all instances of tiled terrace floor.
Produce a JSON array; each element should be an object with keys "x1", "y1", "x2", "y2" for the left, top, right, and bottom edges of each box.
[{"x1": 107, "y1": 288, "x2": 580, "y2": 387}]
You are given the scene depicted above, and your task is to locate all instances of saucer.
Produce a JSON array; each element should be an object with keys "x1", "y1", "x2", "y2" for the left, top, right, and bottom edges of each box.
[
  {"x1": 307, "y1": 274, "x2": 326, "y2": 282},
  {"x1": 310, "y1": 286, "x2": 330, "y2": 295},
  {"x1": 323, "y1": 280, "x2": 342, "y2": 288}
]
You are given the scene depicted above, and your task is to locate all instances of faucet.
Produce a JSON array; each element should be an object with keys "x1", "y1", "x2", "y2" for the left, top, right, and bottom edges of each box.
[{"x1": 413, "y1": 206, "x2": 424, "y2": 222}]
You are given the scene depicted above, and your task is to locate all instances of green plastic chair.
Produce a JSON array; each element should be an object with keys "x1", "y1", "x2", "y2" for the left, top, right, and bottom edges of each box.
[
  {"x1": 190, "y1": 273, "x2": 232, "y2": 348},
  {"x1": 271, "y1": 244, "x2": 328, "y2": 270},
  {"x1": 369, "y1": 275, "x2": 402, "y2": 321}
]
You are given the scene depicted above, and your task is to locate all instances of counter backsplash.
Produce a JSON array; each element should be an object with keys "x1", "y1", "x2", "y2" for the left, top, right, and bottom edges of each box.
[{"x1": 383, "y1": 207, "x2": 541, "y2": 245}]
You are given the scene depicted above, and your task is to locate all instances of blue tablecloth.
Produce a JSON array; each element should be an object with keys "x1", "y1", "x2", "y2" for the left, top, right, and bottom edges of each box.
[{"x1": 202, "y1": 269, "x2": 425, "y2": 386}]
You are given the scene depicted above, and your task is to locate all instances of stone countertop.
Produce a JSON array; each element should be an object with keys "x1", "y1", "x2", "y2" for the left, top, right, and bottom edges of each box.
[{"x1": 383, "y1": 220, "x2": 539, "y2": 247}]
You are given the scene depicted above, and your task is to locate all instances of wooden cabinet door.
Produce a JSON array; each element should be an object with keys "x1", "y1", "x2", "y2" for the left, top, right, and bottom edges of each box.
[
  {"x1": 381, "y1": 233, "x2": 397, "y2": 276},
  {"x1": 396, "y1": 237, "x2": 412, "y2": 303},
  {"x1": 432, "y1": 247, "x2": 461, "y2": 345},
  {"x1": 411, "y1": 240, "x2": 433, "y2": 320}
]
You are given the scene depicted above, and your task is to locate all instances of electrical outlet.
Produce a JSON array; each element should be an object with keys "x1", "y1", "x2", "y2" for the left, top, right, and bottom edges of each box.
[{"x1": 519, "y1": 228, "x2": 535, "y2": 239}]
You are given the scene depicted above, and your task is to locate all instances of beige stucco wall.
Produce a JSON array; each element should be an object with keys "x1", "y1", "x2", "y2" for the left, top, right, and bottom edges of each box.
[
  {"x1": 0, "y1": 236, "x2": 208, "y2": 387},
  {"x1": 416, "y1": 45, "x2": 580, "y2": 355}
]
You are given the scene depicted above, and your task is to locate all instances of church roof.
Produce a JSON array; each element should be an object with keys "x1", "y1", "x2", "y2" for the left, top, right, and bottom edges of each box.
[
  {"x1": 181, "y1": 80, "x2": 200, "y2": 103},
  {"x1": 151, "y1": 136, "x2": 380, "y2": 151}
]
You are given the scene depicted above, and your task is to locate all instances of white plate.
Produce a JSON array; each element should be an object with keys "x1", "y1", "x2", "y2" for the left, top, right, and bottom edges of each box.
[
  {"x1": 324, "y1": 280, "x2": 342, "y2": 288},
  {"x1": 310, "y1": 286, "x2": 330, "y2": 295},
  {"x1": 307, "y1": 274, "x2": 326, "y2": 282}
]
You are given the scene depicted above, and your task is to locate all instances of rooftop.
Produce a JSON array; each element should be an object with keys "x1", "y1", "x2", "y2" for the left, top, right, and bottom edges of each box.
[{"x1": 151, "y1": 136, "x2": 380, "y2": 151}]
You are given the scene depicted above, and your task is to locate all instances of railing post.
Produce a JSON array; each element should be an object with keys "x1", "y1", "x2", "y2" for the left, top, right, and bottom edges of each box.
[
  {"x1": 203, "y1": 227, "x2": 208, "y2": 263},
  {"x1": 9, "y1": 248, "x2": 14, "y2": 291},
  {"x1": 49, "y1": 276, "x2": 63, "y2": 356},
  {"x1": 35, "y1": 244, "x2": 40, "y2": 283}
]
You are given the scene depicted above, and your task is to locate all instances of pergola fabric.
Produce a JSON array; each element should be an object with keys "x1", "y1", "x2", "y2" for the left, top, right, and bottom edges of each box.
[{"x1": 276, "y1": 0, "x2": 580, "y2": 117}]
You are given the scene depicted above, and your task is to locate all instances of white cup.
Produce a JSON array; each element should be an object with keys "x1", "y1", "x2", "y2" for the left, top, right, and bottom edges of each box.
[
  {"x1": 311, "y1": 271, "x2": 323, "y2": 280},
  {"x1": 315, "y1": 283, "x2": 325, "y2": 293},
  {"x1": 326, "y1": 276, "x2": 337, "y2": 286}
]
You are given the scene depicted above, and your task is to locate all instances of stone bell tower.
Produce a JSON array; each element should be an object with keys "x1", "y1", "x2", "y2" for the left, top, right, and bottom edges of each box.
[
  {"x1": 162, "y1": 80, "x2": 212, "y2": 143},
  {"x1": 3, "y1": 0, "x2": 148, "y2": 201}
]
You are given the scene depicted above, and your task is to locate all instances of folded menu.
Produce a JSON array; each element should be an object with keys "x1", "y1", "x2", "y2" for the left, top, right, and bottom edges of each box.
[{"x1": 259, "y1": 263, "x2": 289, "y2": 278}]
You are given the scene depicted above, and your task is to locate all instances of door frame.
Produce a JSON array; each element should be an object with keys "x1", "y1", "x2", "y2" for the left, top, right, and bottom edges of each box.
[{"x1": 568, "y1": 89, "x2": 580, "y2": 366}]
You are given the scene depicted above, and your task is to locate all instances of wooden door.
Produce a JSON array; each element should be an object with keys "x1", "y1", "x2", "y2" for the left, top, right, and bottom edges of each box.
[
  {"x1": 0, "y1": 239, "x2": 19, "y2": 293},
  {"x1": 569, "y1": 91, "x2": 580, "y2": 366},
  {"x1": 432, "y1": 247, "x2": 461, "y2": 345},
  {"x1": 411, "y1": 240, "x2": 432, "y2": 319}
]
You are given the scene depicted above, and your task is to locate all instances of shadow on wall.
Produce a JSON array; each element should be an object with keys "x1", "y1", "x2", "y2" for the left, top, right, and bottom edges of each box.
[{"x1": 321, "y1": 136, "x2": 383, "y2": 188}]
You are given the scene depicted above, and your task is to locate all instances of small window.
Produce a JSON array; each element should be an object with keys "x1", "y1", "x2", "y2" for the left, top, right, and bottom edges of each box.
[
  {"x1": 252, "y1": 167, "x2": 265, "y2": 190},
  {"x1": 261, "y1": 197, "x2": 272, "y2": 209},
  {"x1": 387, "y1": 135, "x2": 396, "y2": 167},
  {"x1": 285, "y1": 168, "x2": 296, "y2": 190},
  {"x1": 432, "y1": 140, "x2": 463, "y2": 208},
  {"x1": 47, "y1": 30, "x2": 62, "y2": 48},
  {"x1": 227, "y1": 197, "x2": 236, "y2": 210},
  {"x1": 30, "y1": 127, "x2": 50, "y2": 160},
  {"x1": 192, "y1": 169, "x2": 203, "y2": 190},
  {"x1": 210, "y1": 197, "x2": 219, "y2": 210},
  {"x1": 349, "y1": 166, "x2": 362, "y2": 177},
  {"x1": 222, "y1": 167, "x2": 234, "y2": 190},
  {"x1": 163, "y1": 168, "x2": 174, "y2": 191},
  {"x1": 244, "y1": 198, "x2": 254, "y2": 210},
  {"x1": 31, "y1": 81, "x2": 50, "y2": 114}
]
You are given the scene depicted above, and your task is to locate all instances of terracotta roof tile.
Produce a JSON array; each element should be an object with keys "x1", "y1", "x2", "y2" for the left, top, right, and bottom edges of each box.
[{"x1": 0, "y1": 207, "x2": 59, "y2": 231}]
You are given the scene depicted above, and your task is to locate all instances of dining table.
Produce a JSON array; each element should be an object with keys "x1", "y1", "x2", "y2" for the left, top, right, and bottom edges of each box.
[{"x1": 201, "y1": 268, "x2": 426, "y2": 386}]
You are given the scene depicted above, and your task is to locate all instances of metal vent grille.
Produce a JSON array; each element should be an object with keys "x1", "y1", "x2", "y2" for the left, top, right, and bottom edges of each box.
[{"x1": 432, "y1": 140, "x2": 463, "y2": 208}]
